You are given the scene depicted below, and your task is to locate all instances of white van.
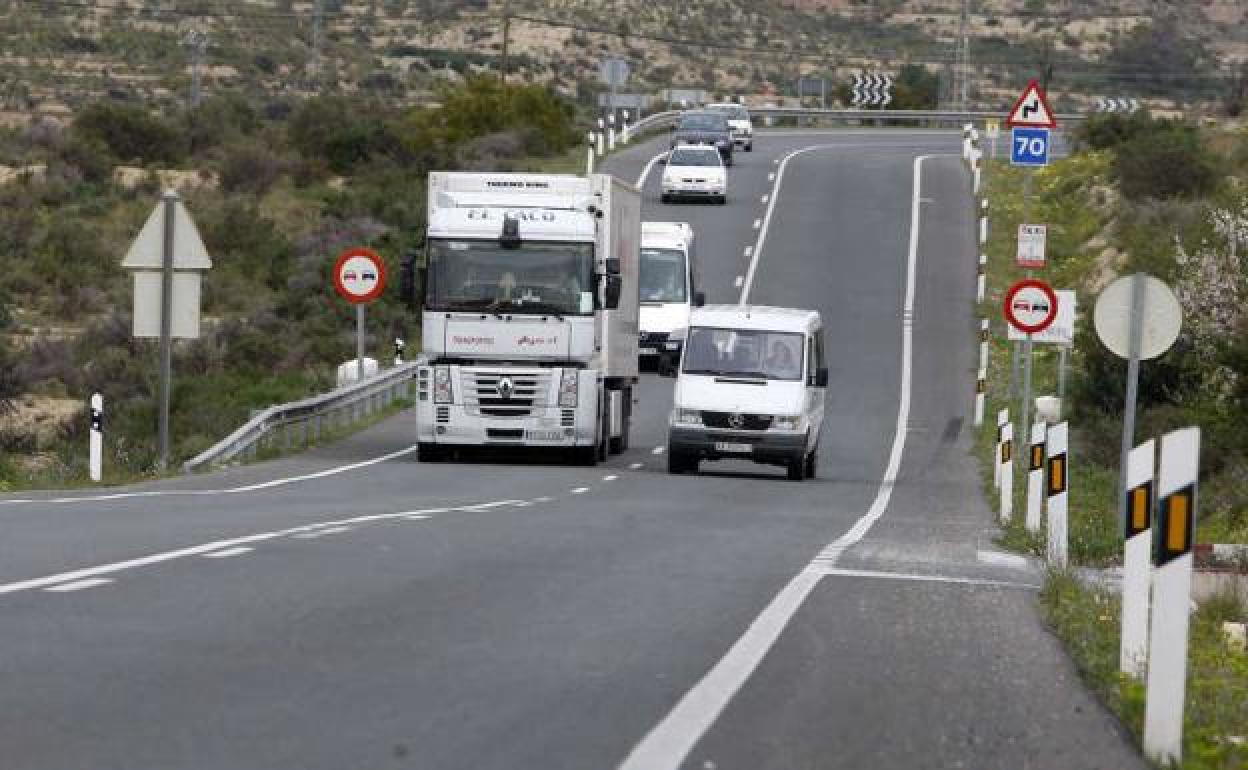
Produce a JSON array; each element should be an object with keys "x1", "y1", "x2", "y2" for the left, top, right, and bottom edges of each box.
[
  {"x1": 640, "y1": 222, "x2": 703, "y2": 372},
  {"x1": 665, "y1": 305, "x2": 827, "y2": 480}
]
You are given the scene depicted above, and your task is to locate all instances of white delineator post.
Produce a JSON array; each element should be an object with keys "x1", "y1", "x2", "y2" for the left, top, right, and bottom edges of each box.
[
  {"x1": 1143, "y1": 427, "x2": 1200, "y2": 766},
  {"x1": 979, "y1": 199, "x2": 988, "y2": 245},
  {"x1": 973, "y1": 368, "x2": 986, "y2": 428},
  {"x1": 994, "y1": 407, "x2": 1008, "y2": 489},
  {"x1": 608, "y1": 113, "x2": 616, "y2": 151},
  {"x1": 586, "y1": 132, "x2": 596, "y2": 175},
  {"x1": 977, "y1": 254, "x2": 987, "y2": 303},
  {"x1": 1046, "y1": 420, "x2": 1069, "y2": 568},
  {"x1": 1025, "y1": 421, "x2": 1046, "y2": 533},
  {"x1": 596, "y1": 119, "x2": 605, "y2": 157},
  {"x1": 979, "y1": 318, "x2": 990, "y2": 370},
  {"x1": 621, "y1": 110, "x2": 631, "y2": 144},
  {"x1": 89, "y1": 393, "x2": 104, "y2": 483},
  {"x1": 1120, "y1": 438, "x2": 1156, "y2": 677},
  {"x1": 963, "y1": 123, "x2": 973, "y2": 161},
  {"x1": 998, "y1": 421, "x2": 1014, "y2": 523}
]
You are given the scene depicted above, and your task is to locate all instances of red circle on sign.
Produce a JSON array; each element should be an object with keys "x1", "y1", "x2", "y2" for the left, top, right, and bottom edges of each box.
[
  {"x1": 333, "y1": 247, "x2": 387, "y2": 304},
  {"x1": 1003, "y1": 279, "x2": 1058, "y2": 334}
]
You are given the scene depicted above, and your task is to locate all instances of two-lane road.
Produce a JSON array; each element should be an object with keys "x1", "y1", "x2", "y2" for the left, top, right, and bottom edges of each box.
[{"x1": 0, "y1": 130, "x2": 1143, "y2": 769}]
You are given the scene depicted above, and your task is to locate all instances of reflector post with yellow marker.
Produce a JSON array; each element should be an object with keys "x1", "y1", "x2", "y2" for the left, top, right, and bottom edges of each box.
[
  {"x1": 979, "y1": 318, "x2": 989, "y2": 370},
  {"x1": 977, "y1": 255, "x2": 987, "y2": 303},
  {"x1": 1045, "y1": 421, "x2": 1068, "y2": 568},
  {"x1": 1143, "y1": 427, "x2": 1199, "y2": 766},
  {"x1": 1025, "y1": 421, "x2": 1046, "y2": 533},
  {"x1": 973, "y1": 367, "x2": 986, "y2": 427},
  {"x1": 1120, "y1": 438, "x2": 1155, "y2": 677},
  {"x1": 998, "y1": 421, "x2": 1014, "y2": 522},
  {"x1": 994, "y1": 408, "x2": 1008, "y2": 490}
]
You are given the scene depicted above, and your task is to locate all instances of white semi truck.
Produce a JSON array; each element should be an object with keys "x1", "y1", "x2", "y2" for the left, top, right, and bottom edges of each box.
[{"x1": 409, "y1": 172, "x2": 641, "y2": 464}]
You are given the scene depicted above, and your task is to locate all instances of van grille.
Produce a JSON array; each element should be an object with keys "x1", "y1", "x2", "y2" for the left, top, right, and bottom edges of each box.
[
  {"x1": 702, "y1": 412, "x2": 773, "y2": 431},
  {"x1": 463, "y1": 370, "x2": 551, "y2": 418}
]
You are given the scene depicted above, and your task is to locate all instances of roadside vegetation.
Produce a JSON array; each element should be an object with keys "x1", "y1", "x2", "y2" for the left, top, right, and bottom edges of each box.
[
  {"x1": 975, "y1": 113, "x2": 1247, "y2": 766},
  {"x1": 0, "y1": 77, "x2": 582, "y2": 489}
]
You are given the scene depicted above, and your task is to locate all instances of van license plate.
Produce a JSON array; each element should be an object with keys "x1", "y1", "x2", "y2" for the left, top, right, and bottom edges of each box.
[
  {"x1": 526, "y1": 430, "x2": 563, "y2": 441},
  {"x1": 714, "y1": 442, "x2": 752, "y2": 454},
  {"x1": 640, "y1": 347, "x2": 657, "y2": 355}
]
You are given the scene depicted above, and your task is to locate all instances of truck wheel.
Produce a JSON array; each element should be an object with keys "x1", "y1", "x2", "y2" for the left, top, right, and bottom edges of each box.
[
  {"x1": 417, "y1": 443, "x2": 444, "y2": 463},
  {"x1": 746, "y1": 142, "x2": 754, "y2": 152},
  {"x1": 570, "y1": 446, "x2": 597, "y2": 466},
  {"x1": 804, "y1": 447, "x2": 817, "y2": 479},
  {"x1": 786, "y1": 455, "x2": 806, "y2": 481},
  {"x1": 668, "y1": 451, "x2": 697, "y2": 475}
]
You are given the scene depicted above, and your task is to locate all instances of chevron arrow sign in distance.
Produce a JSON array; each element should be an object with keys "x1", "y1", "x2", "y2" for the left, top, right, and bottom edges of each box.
[
  {"x1": 851, "y1": 72, "x2": 893, "y2": 108},
  {"x1": 1096, "y1": 97, "x2": 1141, "y2": 114}
]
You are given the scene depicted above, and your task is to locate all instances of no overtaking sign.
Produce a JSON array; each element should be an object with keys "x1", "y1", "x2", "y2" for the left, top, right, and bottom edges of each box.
[
  {"x1": 334, "y1": 247, "x2": 387, "y2": 304},
  {"x1": 1004, "y1": 279, "x2": 1058, "y2": 335}
]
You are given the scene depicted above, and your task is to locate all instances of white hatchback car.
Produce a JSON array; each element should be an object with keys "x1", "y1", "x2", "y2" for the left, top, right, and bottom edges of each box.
[{"x1": 661, "y1": 145, "x2": 727, "y2": 204}]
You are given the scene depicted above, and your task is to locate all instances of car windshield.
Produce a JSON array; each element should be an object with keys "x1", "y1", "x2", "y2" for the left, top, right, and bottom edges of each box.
[
  {"x1": 426, "y1": 238, "x2": 595, "y2": 316},
  {"x1": 682, "y1": 327, "x2": 805, "y2": 381},
  {"x1": 640, "y1": 248, "x2": 688, "y2": 303},
  {"x1": 678, "y1": 113, "x2": 728, "y2": 132},
  {"x1": 668, "y1": 149, "x2": 721, "y2": 167},
  {"x1": 711, "y1": 105, "x2": 749, "y2": 120}
]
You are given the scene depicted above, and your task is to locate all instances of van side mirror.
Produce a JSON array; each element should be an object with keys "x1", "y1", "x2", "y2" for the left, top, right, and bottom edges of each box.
[
  {"x1": 813, "y1": 367, "x2": 829, "y2": 388},
  {"x1": 693, "y1": 291, "x2": 706, "y2": 308}
]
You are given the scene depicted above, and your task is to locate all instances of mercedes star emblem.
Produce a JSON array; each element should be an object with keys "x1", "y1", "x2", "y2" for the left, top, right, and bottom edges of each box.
[
  {"x1": 728, "y1": 413, "x2": 745, "y2": 429},
  {"x1": 497, "y1": 377, "x2": 515, "y2": 400}
]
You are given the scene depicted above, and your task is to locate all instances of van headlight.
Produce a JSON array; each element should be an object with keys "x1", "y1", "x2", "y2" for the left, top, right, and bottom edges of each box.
[
  {"x1": 773, "y1": 415, "x2": 802, "y2": 430},
  {"x1": 433, "y1": 366, "x2": 453, "y2": 403},
  {"x1": 674, "y1": 408, "x2": 703, "y2": 425},
  {"x1": 559, "y1": 370, "x2": 579, "y2": 407}
]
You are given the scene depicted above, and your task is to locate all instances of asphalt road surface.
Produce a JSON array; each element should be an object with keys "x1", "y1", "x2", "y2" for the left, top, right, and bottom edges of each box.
[{"x1": 0, "y1": 129, "x2": 1144, "y2": 770}]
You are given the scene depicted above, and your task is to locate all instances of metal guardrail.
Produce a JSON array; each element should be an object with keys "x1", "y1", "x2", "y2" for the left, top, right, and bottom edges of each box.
[
  {"x1": 625, "y1": 107, "x2": 1086, "y2": 136},
  {"x1": 183, "y1": 362, "x2": 418, "y2": 473}
]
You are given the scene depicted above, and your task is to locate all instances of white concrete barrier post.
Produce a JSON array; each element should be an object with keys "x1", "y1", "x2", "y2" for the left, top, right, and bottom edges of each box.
[
  {"x1": 586, "y1": 132, "x2": 596, "y2": 175},
  {"x1": 994, "y1": 408, "x2": 1008, "y2": 489},
  {"x1": 977, "y1": 254, "x2": 987, "y2": 303},
  {"x1": 1046, "y1": 421, "x2": 1069, "y2": 568},
  {"x1": 596, "y1": 119, "x2": 605, "y2": 157},
  {"x1": 973, "y1": 367, "x2": 986, "y2": 428},
  {"x1": 1143, "y1": 427, "x2": 1200, "y2": 766},
  {"x1": 1025, "y1": 421, "x2": 1046, "y2": 533},
  {"x1": 1120, "y1": 438, "x2": 1156, "y2": 677},
  {"x1": 999, "y1": 421, "x2": 1014, "y2": 523},
  {"x1": 89, "y1": 392, "x2": 103, "y2": 483},
  {"x1": 608, "y1": 114, "x2": 616, "y2": 152}
]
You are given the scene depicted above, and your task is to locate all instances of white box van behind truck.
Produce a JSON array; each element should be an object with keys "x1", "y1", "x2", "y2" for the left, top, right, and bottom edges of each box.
[{"x1": 413, "y1": 172, "x2": 640, "y2": 464}]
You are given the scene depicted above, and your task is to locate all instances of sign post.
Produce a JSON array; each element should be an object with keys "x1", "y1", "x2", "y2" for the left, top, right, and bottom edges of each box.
[
  {"x1": 333, "y1": 247, "x2": 387, "y2": 384},
  {"x1": 1120, "y1": 438, "x2": 1155, "y2": 676},
  {"x1": 1143, "y1": 427, "x2": 1200, "y2": 765}
]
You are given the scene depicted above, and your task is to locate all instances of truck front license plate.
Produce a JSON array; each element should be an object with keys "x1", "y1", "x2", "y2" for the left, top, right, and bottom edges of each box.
[
  {"x1": 525, "y1": 430, "x2": 563, "y2": 441},
  {"x1": 640, "y1": 347, "x2": 657, "y2": 355},
  {"x1": 714, "y1": 442, "x2": 752, "y2": 454}
]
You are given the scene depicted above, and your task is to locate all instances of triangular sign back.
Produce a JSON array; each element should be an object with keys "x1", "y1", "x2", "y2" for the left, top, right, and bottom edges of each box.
[
  {"x1": 121, "y1": 195, "x2": 212, "y2": 270},
  {"x1": 1005, "y1": 80, "x2": 1058, "y2": 129}
]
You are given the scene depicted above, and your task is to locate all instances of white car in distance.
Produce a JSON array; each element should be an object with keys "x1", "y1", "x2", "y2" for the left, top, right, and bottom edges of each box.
[{"x1": 661, "y1": 145, "x2": 727, "y2": 205}]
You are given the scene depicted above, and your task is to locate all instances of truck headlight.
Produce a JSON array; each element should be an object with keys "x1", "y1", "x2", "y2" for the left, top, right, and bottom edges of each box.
[
  {"x1": 773, "y1": 415, "x2": 801, "y2": 430},
  {"x1": 675, "y1": 408, "x2": 702, "y2": 425},
  {"x1": 433, "y1": 366, "x2": 453, "y2": 404},
  {"x1": 559, "y1": 370, "x2": 579, "y2": 407}
]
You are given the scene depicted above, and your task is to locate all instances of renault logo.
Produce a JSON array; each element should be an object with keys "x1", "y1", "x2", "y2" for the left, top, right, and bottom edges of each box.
[
  {"x1": 728, "y1": 413, "x2": 745, "y2": 429},
  {"x1": 497, "y1": 377, "x2": 515, "y2": 400}
]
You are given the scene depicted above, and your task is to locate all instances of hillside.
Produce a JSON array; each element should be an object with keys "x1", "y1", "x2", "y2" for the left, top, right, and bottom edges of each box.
[{"x1": 0, "y1": 0, "x2": 1244, "y2": 124}]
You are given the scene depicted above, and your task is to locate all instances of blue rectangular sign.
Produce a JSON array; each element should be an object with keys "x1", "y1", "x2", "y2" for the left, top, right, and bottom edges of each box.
[{"x1": 1011, "y1": 127, "x2": 1050, "y2": 167}]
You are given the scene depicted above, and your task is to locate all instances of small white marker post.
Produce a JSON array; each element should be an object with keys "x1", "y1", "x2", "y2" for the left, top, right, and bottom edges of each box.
[
  {"x1": 1046, "y1": 421, "x2": 1069, "y2": 568},
  {"x1": 1143, "y1": 427, "x2": 1199, "y2": 765},
  {"x1": 621, "y1": 110, "x2": 631, "y2": 144},
  {"x1": 979, "y1": 318, "x2": 990, "y2": 370},
  {"x1": 1120, "y1": 438, "x2": 1156, "y2": 676},
  {"x1": 89, "y1": 393, "x2": 103, "y2": 483},
  {"x1": 994, "y1": 407, "x2": 1008, "y2": 490},
  {"x1": 973, "y1": 162, "x2": 982, "y2": 195},
  {"x1": 998, "y1": 421, "x2": 1014, "y2": 523},
  {"x1": 979, "y1": 199, "x2": 989, "y2": 245},
  {"x1": 596, "y1": 119, "x2": 605, "y2": 157},
  {"x1": 1025, "y1": 421, "x2": 1046, "y2": 533},
  {"x1": 394, "y1": 337, "x2": 406, "y2": 366},
  {"x1": 586, "y1": 132, "x2": 596, "y2": 175},
  {"x1": 977, "y1": 254, "x2": 987, "y2": 303},
  {"x1": 608, "y1": 113, "x2": 616, "y2": 151},
  {"x1": 962, "y1": 123, "x2": 973, "y2": 161},
  {"x1": 973, "y1": 368, "x2": 986, "y2": 428}
]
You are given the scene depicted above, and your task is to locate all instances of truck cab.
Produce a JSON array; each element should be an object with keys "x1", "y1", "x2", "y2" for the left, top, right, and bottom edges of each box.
[{"x1": 639, "y1": 222, "x2": 703, "y2": 373}]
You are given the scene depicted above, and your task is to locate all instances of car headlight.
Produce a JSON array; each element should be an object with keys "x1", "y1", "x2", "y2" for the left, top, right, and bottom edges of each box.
[
  {"x1": 559, "y1": 369, "x2": 579, "y2": 408},
  {"x1": 433, "y1": 366, "x2": 453, "y2": 404},
  {"x1": 773, "y1": 415, "x2": 802, "y2": 430},
  {"x1": 674, "y1": 408, "x2": 703, "y2": 425}
]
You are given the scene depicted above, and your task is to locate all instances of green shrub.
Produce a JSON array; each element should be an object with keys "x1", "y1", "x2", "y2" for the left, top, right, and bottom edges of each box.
[
  {"x1": 71, "y1": 101, "x2": 185, "y2": 165},
  {"x1": 1114, "y1": 124, "x2": 1222, "y2": 201}
]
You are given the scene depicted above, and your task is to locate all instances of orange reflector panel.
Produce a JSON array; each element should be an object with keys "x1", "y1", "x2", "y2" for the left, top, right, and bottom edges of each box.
[
  {"x1": 1030, "y1": 445, "x2": 1043, "y2": 471},
  {"x1": 1166, "y1": 494, "x2": 1189, "y2": 553},
  {"x1": 1001, "y1": 440, "x2": 1012, "y2": 464},
  {"x1": 1047, "y1": 454, "x2": 1066, "y2": 496},
  {"x1": 1155, "y1": 484, "x2": 1195, "y2": 567},
  {"x1": 976, "y1": 379, "x2": 985, "y2": 394},
  {"x1": 1130, "y1": 485, "x2": 1150, "y2": 533}
]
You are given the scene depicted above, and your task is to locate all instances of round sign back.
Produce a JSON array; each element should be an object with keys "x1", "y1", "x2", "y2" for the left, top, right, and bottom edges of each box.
[
  {"x1": 333, "y1": 247, "x2": 386, "y2": 304},
  {"x1": 1093, "y1": 273, "x2": 1181, "y2": 360},
  {"x1": 1003, "y1": 279, "x2": 1058, "y2": 334}
]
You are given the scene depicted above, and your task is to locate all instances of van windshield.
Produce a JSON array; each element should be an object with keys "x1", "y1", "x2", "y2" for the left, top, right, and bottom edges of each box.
[
  {"x1": 640, "y1": 248, "x2": 688, "y2": 303},
  {"x1": 682, "y1": 327, "x2": 804, "y2": 381}
]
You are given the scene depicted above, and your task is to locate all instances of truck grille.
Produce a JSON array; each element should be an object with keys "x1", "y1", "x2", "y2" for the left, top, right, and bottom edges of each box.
[
  {"x1": 463, "y1": 370, "x2": 551, "y2": 418},
  {"x1": 702, "y1": 412, "x2": 773, "y2": 431}
]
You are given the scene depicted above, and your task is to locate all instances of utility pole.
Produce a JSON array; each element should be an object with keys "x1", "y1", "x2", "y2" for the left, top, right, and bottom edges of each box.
[
  {"x1": 956, "y1": 0, "x2": 970, "y2": 111},
  {"x1": 309, "y1": 0, "x2": 324, "y2": 90},
  {"x1": 184, "y1": 28, "x2": 207, "y2": 109},
  {"x1": 500, "y1": 0, "x2": 512, "y2": 79}
]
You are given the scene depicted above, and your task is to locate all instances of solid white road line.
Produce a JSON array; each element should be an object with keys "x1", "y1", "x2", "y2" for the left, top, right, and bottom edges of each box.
[
  {"x1": 571, "y1": 487, "x2": 590, "y2": 495},
  {"x1": 0, "y1": 501, "x2": 525, "y2": 598},
  {"x1": 202, "y1": 546, "x2": 253, "y2": 559},
  {"x1": 0, "y1": 445, "x2": 421, "y2": 508},
  {"x1": 45, "y1": 578, "x2": 113, "y2": 593},
  {"x1": 636, "y1": 151, "x2": 667, "y2": 188},
  {"x1": 652, "y1": 447, "x2": 666, "y2": 455},
  {"x1": 619, "y1": 155, "x2": 933, "y2": 770},
  {"x1": 813, "y1": 566, "x2": 1039, "y2": 590}
]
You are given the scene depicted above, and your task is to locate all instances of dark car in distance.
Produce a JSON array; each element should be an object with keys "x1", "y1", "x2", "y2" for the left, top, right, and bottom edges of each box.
[{"x1": 669, "y1": 110, "x2": 734, "y2": 166}]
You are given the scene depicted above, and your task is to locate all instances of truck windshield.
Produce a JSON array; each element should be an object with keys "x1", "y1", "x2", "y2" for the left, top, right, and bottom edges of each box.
[
  {"x1": 682, "y1": 327, "x2": 805, "y2": 381},
  {"x1": 640, "y1": 248, "x2": 687, "y2": 303},
  {"x1": 427, "y1": 239, "x2": 595, "y2": 315}
]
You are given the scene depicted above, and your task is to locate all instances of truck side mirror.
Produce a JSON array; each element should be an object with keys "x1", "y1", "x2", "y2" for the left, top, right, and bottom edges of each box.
[
  {"x1": 605, "y1": 257, "x2": 621, "y2": 275},
  {"x1": 693, "y1": 291, "x2": 706, "y2": 308},
  {"x1": 399, "y1": 252, "x2": 426, "y2": 310},
  {"x1": 812, "y1": 367, "x2": 829, "y2": 388},
  {"x1": 601, "y1": 274, "x2": 623, "y2": 309}
]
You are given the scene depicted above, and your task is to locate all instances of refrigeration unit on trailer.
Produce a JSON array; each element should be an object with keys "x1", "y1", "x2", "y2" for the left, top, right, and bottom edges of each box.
[{"x1": 407, "y1": 172, "x2": 641, "y2": 464}]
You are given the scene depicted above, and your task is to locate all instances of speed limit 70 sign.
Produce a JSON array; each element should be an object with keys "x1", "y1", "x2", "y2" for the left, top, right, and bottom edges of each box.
[
  {"x1": 1011, "y1": 127, "x2": 1050, "y2": 167},
  {"x1": 1004, "y1": 279, "x2": 1058, "y2": 334}
]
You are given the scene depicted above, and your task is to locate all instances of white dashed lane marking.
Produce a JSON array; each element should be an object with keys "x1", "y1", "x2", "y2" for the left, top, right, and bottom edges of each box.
[
  {"x1": 571, "y1": 487, "x2": 590, "y2": 495},
  {"x1": 45, "y1": 578, "x2": 113, "y2": 593},
  {"x1": 629, "y1": 463, "x2": 644, "y2": 470},
  {"x1": 752, "y1": 218, "x2": 762, "y2": 229},
  {"x1": 761, "y1": 194, "x2": 769, "y2": 204},
  {"x1": 734, "y1": 275, "x2": 744, "y2": 289},
  {"x1": 202, "y1": 547, "x2": 253, "y2": 559},
  {"x1": 602, "y1": 475, "x2": 618, "y2": 482}
]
